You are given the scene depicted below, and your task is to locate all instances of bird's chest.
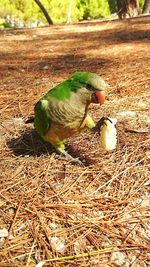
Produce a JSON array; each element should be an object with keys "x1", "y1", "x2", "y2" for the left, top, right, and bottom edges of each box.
[
  {"x1": 45, "y1": 98, "x2": 88, "y2": 143},
  {"x1": 50, "y1": 99, "x2": 87, "y2": 127},
  {"x1": 45, "y1": 122, "x2": 81, "y2": 144}
]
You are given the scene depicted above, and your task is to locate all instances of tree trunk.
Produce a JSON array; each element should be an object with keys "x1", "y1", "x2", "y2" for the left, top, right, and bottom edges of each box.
[
  {"x1": 143, "y1": 0, "x2": 150, "y2": 13},
  {"x1": 67, "y1": 0, "x2": 74, "y2": 23},
  {"x1": 34, "y1": 0, "x2": 53, "y2": 25},
  {"x1": 117, "y1": 0, "x2": 139, "y2": 19}
]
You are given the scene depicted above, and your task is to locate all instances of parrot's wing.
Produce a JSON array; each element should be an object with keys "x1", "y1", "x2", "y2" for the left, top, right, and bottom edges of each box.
[
  {"x1": 44, "y1": 79, "x2": 83, "y2": 101},
  {"x1": 34, "y1": 99, "x2": 51, "y2": 139}
]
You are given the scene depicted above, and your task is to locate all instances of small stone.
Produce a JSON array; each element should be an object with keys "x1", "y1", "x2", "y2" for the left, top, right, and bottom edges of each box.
[
  {"x1": 0, "y1": 228, "x2": 8, "y2": 238},
  {"x1": 74, "y1": 238, "x2": 86, "y2": 254},
  {"x1": 42, "y1": 65, "x2": 49, "y2": 70},
  {"x1": 7, "y1": 207, "x2": 15, "y2": 216},
  {"x1": 50, "y1": 223, "x2": 57, "y2": 230},
  {"x1": 117, "y1": 111, "x2": 136, "y2": 117},
  {"x1": 12, "y1": 117, "x2": 24, "y2": 126},
  {"x1": 50, "y1": 236, "x2": 66, "y2": 254},
  {"x1": 110, "y1": 251, "x2": 126, "y2": 266}
]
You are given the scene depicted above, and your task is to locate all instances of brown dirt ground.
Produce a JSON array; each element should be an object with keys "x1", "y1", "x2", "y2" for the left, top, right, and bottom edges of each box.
[{"x1": 0, "y1": 16, "x2": 150, "y2": 267}]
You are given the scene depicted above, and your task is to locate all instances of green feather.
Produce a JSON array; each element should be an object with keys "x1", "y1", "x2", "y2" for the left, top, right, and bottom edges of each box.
[
  {"x1": 72, "y1": 72, "x2": 107, "y2": 91},
  {"x1": 43, "y1": 81, "x2": 79, "y2": 101},
  {"x1": 71, "y1": 72, "x2": 91, "y2": 83},
  {"x1": 41, "y1": 72, "x2": 94, "y2": 101},
  {"x1": 43, "y1": 80, "x2": 83, "y2": 101}
]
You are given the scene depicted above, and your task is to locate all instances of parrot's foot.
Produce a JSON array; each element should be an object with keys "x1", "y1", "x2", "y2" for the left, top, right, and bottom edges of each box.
[
  {"x1": 92, "y1": 116, "x2": 112, "y2": 133},
  {"x1": 64, "y1": 151, "x2": 83, "y2": 165},
  {"x1": 56, "y1": 146, "x2": 83, "y2": 166}
]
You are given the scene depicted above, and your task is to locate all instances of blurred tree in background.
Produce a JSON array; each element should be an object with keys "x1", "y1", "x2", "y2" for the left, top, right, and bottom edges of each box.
[
  {"x1": 0, "y1": 0, "x2": 147, "y2": 29},
  {"x1": 117, "y1": 0, "x2": 139, "y2": 18},
  {"x1": 142, "y1": 0, "x2": 150, "y2": 13},
  {"x1": 34, "y1": 0, "x2": 53, "y2": 24}
]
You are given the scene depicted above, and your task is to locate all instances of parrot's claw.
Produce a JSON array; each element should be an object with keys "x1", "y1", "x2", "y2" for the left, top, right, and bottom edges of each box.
[
  {"x1": 71, "y1": 157, "x2": 84, "y2": 166},
  {"x1": 63, "y1": 151, "x2": 84, "y2": 166},
  {"x1": 57, "y1": 147, "x2": 84, "y2": 166},
  {"x1": 92, "y1": 116, "x2": 112, "y2": 133}
]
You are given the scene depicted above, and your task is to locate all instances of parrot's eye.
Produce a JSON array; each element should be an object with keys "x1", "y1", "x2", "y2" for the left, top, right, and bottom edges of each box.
[{"x1": 85, "y1": 84, "x2": 93, "y2": 90}]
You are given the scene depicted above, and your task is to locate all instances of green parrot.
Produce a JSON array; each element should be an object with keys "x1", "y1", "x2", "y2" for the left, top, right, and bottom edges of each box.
[{"x1": 31, "y1": 72, "x2": 107, "y2": 164}]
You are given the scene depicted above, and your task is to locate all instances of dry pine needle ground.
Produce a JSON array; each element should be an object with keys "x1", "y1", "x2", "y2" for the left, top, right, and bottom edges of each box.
[{"x1": 0, "y1": 16, "x2": 150, "y2": 267}]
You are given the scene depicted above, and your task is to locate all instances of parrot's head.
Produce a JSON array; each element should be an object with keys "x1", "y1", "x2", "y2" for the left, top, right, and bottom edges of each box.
[{"x1": 71, "y1": 72, "x2": 107, "y2": 106}]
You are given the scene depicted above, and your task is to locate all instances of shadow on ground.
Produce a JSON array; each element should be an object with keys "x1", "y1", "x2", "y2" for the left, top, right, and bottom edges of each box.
[
  {"x1": 7, "y1": 129, "x2": 94, "y2": 166},
  {"x1": 7, "y1": 129, "x2": 54, "y2": 157}
]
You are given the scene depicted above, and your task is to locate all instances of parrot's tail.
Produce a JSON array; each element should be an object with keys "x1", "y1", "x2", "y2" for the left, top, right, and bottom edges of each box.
[{"x1": 25, "y1": 117, "x2": 34, "y2": 124}]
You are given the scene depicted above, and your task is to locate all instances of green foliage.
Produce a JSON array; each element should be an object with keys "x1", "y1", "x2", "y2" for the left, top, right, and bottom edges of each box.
[
  {"x1": 0, "y1": 18, "x2": 12, "y2": 29},
  {"x1": 139, "y1": 0, "x2": 145, "y2": 9},
  {"x1": 47, "y1": 0, "x2": 110, "y2": 23},
  {"x1": 0, "y1": 0, "x2": 145, "y2": 28},
  {"x1": 107, "y1": 0, "x2": 117, "y2": 13},
  {"x1": 78, "y1": 0, "x2": 110, "y2": 20}
]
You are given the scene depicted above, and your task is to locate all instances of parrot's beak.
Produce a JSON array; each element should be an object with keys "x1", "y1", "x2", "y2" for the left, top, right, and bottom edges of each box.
[{"x1": 92, "y1": 91, "x2": 106, "y2": 105}]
